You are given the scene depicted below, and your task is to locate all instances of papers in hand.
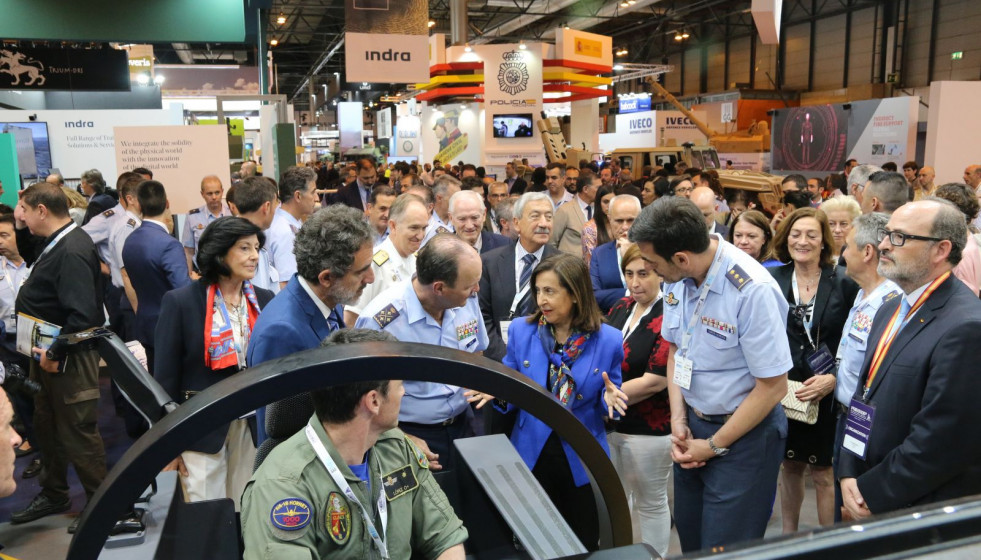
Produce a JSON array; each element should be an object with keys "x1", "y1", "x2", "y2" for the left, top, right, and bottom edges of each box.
[
  {"x1": 125, "y1": 341, "x2": 149, "y2": 371},
  {"x1": 16, "y1": 313, "x2": 61, "y2": 359}
]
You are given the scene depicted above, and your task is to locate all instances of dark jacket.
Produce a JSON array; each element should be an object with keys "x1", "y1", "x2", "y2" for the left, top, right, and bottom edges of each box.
[
  {"x1": 155, "y1": 280, "x2": 274, "y2": 453},
  {"x1": 122, "y1": 222, "x2": 192, "y2": 348}
]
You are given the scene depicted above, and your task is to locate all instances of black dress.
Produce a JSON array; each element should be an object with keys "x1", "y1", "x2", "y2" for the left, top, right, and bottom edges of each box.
[
  {"x1": 769, "y1": 264, "x2": 859, "y2": 466},
  {"x1": 606, "y1": 297, "x2": 671, "y2": 436}
]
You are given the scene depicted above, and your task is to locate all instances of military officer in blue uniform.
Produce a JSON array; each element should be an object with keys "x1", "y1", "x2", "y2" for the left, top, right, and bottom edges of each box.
[
  {"x1": 355, "y1": 234, "x2": 487, "y2": 474},
  {"x1": 182, "y1": 175, "x2": 231, "y2": 273},
  {"x1": 629, "y1": 196, "x2": 793, "y2": 554},
  {"x1": 420, "y1": 175, "x2": 460, "y2": 246}
]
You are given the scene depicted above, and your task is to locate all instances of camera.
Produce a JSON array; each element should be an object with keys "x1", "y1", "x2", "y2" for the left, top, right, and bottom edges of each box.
[{"x1": 2, "y1": 362, "x2": 41, "y2": 397}]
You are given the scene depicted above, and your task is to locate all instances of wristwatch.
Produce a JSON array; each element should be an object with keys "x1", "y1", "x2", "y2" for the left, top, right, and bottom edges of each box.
[{"x1": 708, "y1": 436, "x2": 730, "y2": 457}]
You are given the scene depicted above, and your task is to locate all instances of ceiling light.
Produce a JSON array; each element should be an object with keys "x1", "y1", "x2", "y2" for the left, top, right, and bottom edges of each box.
[
  {"x1": 628, "y1": 0, "x2": 637, "y2": 4},
  {"x1": 276, "y1": 13, "x2": 286, "y2": 25},
  {"x1": 519, "y1": 41, "x2": 526, "y2": 50},
  {"x1": 682, "y1": 31, "x2": 690, "y2": 39},
  {"x1": 613, "y1": 64, "x2": 624, "y2": 71},
  {"x1": 674, "y1": 33, "x2": 683, "y2": 41},
  {"x1": 428, "y1": 20, "x2": 436, "y2": 28},
  {"x1": 620, "y1": 1, "x2": 629, "y2": 6},
  {"x1": 270, "y1": 38, "x2": 279, "y2": 46},
  {"x1": 464, "y1": 43, "x2": 472, "y2": 52}
]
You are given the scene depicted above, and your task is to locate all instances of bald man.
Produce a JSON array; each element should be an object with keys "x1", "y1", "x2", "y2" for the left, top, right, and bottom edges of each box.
[
  {"x1": 182, "y1": 175, "x2": 232, "y2": 272},
  {"x1": 691, "y1": 186, "x2": 729, "y2": 238},
  {"x1": 914, "y1": 166, "x2": 936, "y2": 200}
]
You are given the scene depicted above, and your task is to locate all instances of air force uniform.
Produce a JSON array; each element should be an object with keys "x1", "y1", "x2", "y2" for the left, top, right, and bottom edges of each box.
[
  {"x1": 82, "y1": 204, "x2": 127, "y2": 265},
  {"x1": 346, "y1": 237, "x2": 415, "y2": 319},
  {"x1": 834, "y1": 280, "x2": 901, "y2": 408},
  {"x1": 266, "y1": 207, "x2": 302, "y2": 282},
  {"x1": 181, "y1": 203, "x2": 232, "y2": 262},
  {"x1": 660, "y1": 236, "x2": 793, "y2": 552},
  {"x1": 354, "y1": 281, "x2": 488, "y2": 425},
  {"x1": 421, "y1": 213, "x2": 454, "y2": 247},
  {"x1": 108, "y1": 210, "x2": 142, "y2": 289}
]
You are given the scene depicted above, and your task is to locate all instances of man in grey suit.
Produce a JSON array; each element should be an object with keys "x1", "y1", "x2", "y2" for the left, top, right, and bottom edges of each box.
[
  {"x1": 549, "y1": 170, "x2": 600, "y2": 255},
  {"x1": 478, "y1": 192, "x2": 559, "y2": 362}
]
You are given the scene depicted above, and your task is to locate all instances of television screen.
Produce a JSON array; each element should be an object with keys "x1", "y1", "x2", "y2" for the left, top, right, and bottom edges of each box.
[
  {"x1": 0, "y1": 122, "x2": 51, "y2": 179},
  {"x1": 492, "y1": 114, "x2": 534, "y2": 138}
]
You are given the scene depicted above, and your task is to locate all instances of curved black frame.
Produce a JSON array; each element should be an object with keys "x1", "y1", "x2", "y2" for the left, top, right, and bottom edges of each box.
[{"x1": 68, "y1": 342, "x2": 632, "y2": 558}]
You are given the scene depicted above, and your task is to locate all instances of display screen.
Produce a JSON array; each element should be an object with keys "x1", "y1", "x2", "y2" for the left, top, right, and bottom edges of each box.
[
  {"x1": 0, "y1": 122, "x2": 51, "y2": 179},
  {"x1": 492, "y1": 114, "x2": 534, "y2": 138}
]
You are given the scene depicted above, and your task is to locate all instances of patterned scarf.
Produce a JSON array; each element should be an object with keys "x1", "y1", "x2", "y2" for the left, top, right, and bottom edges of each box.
[
  {"x1": 537, "y1": 316, "x2": 591, "y2": 407},
  {"x1": 204, "y1": 281, "x2": 261, "y2": 371}
]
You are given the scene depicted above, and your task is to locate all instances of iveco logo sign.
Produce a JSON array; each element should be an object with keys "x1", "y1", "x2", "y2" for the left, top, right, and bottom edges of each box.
[
  {"x1": 629, "y1": 118, "x2": 653, "y2": 130},
  {"x1": 666, "y1": 117, "x2": 694, "y2": 125},
  {"x1": 365, "y1": 49, "x2": 411, "y2": 62}
]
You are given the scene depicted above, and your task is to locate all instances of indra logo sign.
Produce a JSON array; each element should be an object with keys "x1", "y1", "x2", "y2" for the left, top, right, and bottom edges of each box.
[{"x1": 497, "y1": 50, "x2": 529, "y2": 96}]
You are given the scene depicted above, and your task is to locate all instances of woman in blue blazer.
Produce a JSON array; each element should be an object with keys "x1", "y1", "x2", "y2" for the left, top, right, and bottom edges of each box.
[{"x1": 472, "y1": 253, "x2": 625, "y2": 550}]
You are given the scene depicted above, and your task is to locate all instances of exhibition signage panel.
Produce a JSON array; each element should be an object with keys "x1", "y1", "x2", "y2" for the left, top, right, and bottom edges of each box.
[
  {"x1": 0, "y1": 47, "x2": 130, "y2": 91},
  {"x1": 610, "y1": 110, "x2": 709, "y2": 149},
  {"x1": 377, "y1": 108, "x2": 393, "y2": 139},
  {"x1": 619, "y1": 96, "x2": 651, "y2": 113},
  {"x1": 554, "y1": 28, "x2": 613, "y2": 68},
  {"x1": 482, "y1": 43, "x2": 545, "y2": 167},
  {"x1": 344, "y1": 0, "x2": 429, "y2": 84},
  {"x1": 338, "y1": 102, "x2": 365, "y2": 152},
  {"x1": 421, "y1": 102, "x2": 483, "y2": 166},
  {"x1": 394, "y1": 115, "x2": 421, "y2": 158},
  {"x1": 926, "y1": 82, "x2": 981, "y2": 185},
  {"x1": 114, "y1": 125, "x2": 231, "y2": 214},
  {"x1": 0, "y1": 134, "x2": 20, "y2": 207}
]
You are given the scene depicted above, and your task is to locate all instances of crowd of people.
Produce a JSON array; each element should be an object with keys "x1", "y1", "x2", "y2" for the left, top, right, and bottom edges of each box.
[{"x1": 0, "y1": 153, "x2": 980, "y2": 559}]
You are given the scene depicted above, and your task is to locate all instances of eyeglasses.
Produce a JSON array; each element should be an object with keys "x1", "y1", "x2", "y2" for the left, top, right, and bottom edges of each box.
[
  {"x1": 675, "y1": 186, "x2": 694, "y2": 195},
  {"x1": 877, "y1": 228, "x2": 944, "y2": 247}
]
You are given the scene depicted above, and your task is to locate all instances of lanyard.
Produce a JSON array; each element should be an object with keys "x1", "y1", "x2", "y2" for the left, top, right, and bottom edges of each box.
[
  {"x1": 305, "y1": 423, "x2": 389, "y2": 558},
  {"x1": 678, "y1": 243, "x2": 726, "y2": 359},
  {"x1": 863, "y1": 272, "x2": 949, "y2": 398},
  {"x1": 36, "y1": 223, "x2": 77, "y2": 265},
  {"x1": 791, "y1": 271, "x2": 819, "y2": 348}
]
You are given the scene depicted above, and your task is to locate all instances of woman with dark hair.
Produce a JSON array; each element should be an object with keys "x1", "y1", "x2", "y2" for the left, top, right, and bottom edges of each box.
[
  {"x1": 769, "y1": 208, "x2": 858, "y2": 534},
  {"x1": 581, "y1": 186, "x2": 616, "y2": 266},
  {"x1": 605, "y1": 245, "x2": 672, "y2": 554},
  {"x1": 155, "y1": 216, "x2": 275, "y2": 509},
  {"x1": 728, "y1": 210, "x2": 780, "y2": 266},
  {"x1": 468, "y1": 253, "x2": 626, "y2": 550},
  {"x1": 652, "y1": 176, "x2": 672, "y2": 199},
  {"x1": 528, "y1": 166, "x2": 547, "y2": 192}
]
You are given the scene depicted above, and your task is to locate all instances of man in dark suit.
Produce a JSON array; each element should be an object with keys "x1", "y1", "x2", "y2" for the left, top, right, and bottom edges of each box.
[
  {"x1": 121, "y1": 180, "x2": 191, "y2": 369},
  {"x1": 332, "y1": 157, "x2": 377, "y2": 211},
  {"x1": 839, "y1": 199, "x2": 981, "y2": 519},
  {"x1": 590, "y1": 195, "x2": 641, "y2": 313},
  {"x1": 478, "y1": 192, "x2": 559, "y2": 362},
  {"x1": 448, "y1": 190, "x2": 508, "y2": 255},
  {"x1": 503, "y1": 162, "x2": 527, "y2": 194},
  {"x1": 247, "y1": 204, "x2": 376, "y2": 443}
]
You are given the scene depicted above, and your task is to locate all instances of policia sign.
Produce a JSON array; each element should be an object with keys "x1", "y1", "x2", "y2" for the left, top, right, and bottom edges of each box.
[{"x1": 0, "y1": 47, "x2": 130, "y2": 91}]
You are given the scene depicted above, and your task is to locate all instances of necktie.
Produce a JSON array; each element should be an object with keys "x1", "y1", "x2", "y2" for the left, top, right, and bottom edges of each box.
[
  {"x1": 327, "y1": 307, "x2": 343, "y2": 332},
  {"x1": 517, "y1": 254, "x2": 537, "y2": 315},
  {"x1": 895, "y1": 297, "x2": 913, "y2": 335},
  {"x1": 586, "y1": 205, "x2": 593, "y2": 221}
]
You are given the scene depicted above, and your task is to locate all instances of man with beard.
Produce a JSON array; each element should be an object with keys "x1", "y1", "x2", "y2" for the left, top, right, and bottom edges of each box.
[{"x1": 247, "y1": 205, "x2": 375, "y2": 443}]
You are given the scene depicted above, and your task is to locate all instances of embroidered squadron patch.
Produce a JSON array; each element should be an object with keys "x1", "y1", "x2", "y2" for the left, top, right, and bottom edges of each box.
[
  {"x1": 726, "y1": 265, "x2": 752, "y2": 290},
  {"x1": 270, "y1": 497, "x2": 312, "y2": 532},
  {"x1": 664, "y1": 292, "x2": 679, "y2": 306},
  {"x1": 405, "y1": 435, "x2": 430, "y2": 469},
  {"x1": 373, "y1": 304, "x2": 400, "y2": 328},
  {"x1": 373, "y1": 249, "x2": 390, "y2": 267},
  {"x1": 102, "y1": 209, "x2": 115, "y2": 217},
  {"x1": 382, "y1": 466, "x2": 419, "y2": 501},
  {"x1": 326, "y1": 492, "x2": 351, "y2": 545},
  {"x1": 457, "y1": 319, "x2": 478, "y2": 341}
]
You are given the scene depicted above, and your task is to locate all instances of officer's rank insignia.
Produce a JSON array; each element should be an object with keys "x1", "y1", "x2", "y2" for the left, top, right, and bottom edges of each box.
[
  {"x1": 270, "y1": 497, "x2": 312, "y2": 532},
  {"x1": 883, "y1": 291, "x2": 899, "y2": 302},
  {"x1": 373, "y1": 249, "x2": 390, "y2": 267},
  {"x1": 102, "y1": 209, "x2": 115, "y2": 217},
  {"x1": 436, "y1": 226, "x2": 450, "y2": 234},
  {"x1": 382, "y1": 466, "x2": 419, "y2": 501},
  {"x1": 189, "y1": 208, "x2": 201, "y2": 214},
  {"x1": 664, "y1": 292, "x2": 679, "y2": 306},
  {"x1": 127, "y1": 218, "x2": 137, "y2": 227},
  {"x1": 405, "y1": 435, "x2": 430, "y2": 469},
  {"x1": 373, "y1": 304, "x2": 400, "y2": 328},
  {"x1": 326, "y1": 492, "x2": 351, "y2": 545},
  {"x1": 456, "y1": 319, "x2": 478, "y2": 341},
  {"x1": 726, "y1": 264, "x2": 752, "y2": 290}
]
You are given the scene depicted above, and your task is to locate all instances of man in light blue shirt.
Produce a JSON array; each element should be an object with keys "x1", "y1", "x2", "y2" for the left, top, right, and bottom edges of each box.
[
  {"x1": 833, "y1": 212, "x2": 898, "y2": 520},
  {"x1": 630, "y1": 196, "x2": 792, "y2": 553},
  {"x1": 356, "y1": 233, "x2": 487, "y2": 474},
  {"x1": 266, "y1": 166, "x2": 318, "y2": 289}
]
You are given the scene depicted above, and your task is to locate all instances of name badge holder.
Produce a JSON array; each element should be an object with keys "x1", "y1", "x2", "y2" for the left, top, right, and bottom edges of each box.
[
  {"x1": 792, "y1": 272, "x2": 835, "y2": 375},
  {"x1": 673, "y1": 246, "x2": 726, "y2": 391}
]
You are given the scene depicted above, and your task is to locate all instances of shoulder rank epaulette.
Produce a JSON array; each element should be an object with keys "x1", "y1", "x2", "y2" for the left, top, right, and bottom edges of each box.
[
  {"x1": 126, "y1": 218, "x2": 137, "y2": 227},
  {"x1": 373, "y1": 249, "x2": 390, "y2": 267},
  {"x1": 373, "y1": 303, "x2": 400, "y2": 329},
  {"x1": 883, "y1": 291, "x2": 900, "y2": 302},
  {"x1": 436, "y1": 226, "x2": 450, "y2": 235},
  {"x1": 726, "y1": 264, "x2": 752, "y2": 291},
  {"x1": 102, "y1": 209, "x2": 115, "y2": 218},
  {"x1": 189, "y1": 208, "x2": 201, "y2": 215}
]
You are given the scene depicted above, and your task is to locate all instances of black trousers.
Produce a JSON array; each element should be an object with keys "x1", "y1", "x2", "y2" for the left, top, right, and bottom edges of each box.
[{"x1": 532, "y1": 433, "x2": 599, "y2": 551}]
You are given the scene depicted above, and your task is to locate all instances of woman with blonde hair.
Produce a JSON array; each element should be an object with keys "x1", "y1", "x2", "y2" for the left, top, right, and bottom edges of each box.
[
  {"x1": 61, "y1": 186, "x2": 89, "y2": 226},
  {"x1": 819, "y1": 196, "x2": 861, "y2": 260}
]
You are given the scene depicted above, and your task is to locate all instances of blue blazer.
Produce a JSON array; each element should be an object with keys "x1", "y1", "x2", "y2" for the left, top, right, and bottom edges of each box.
[
  {"x1": 121, "y1": 222, "x2": 191, "y2": 348},
  {"x1": 479, "y1": 231, "x2": 510, "y2": 255},
  {"x1": 246, "y1": 275, "x2": 342, "y2": 441},
  {"x1": 589, "y1": 241, "x2": 625, "y2": 314},
  {"x1": 502, "y1": 319, "x2": 623, "y2": 487}
]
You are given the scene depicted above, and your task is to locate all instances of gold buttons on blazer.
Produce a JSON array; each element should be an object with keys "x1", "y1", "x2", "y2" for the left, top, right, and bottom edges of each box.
[
  {"x1": 576, "y1": 394, "x2": 583, "y2": 400},
  {"x1": 522, "y1": 360, "x2": 530, "y2": 367}
]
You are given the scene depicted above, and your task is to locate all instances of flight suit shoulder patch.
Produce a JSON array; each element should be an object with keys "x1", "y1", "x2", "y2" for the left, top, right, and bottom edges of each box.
[
  {"x1": 325, "y1": 492, "x2": 351, "y2": 545},
  {"x1": 373, "y1": 249, "x2": 390, "y2": 267},
  {"x1": 726, "y1": 264, "x2": 753, "y2": 291},
  {"x1": 373, "y1": 304, "x2": 400, "y2": 329},
  {"x1": 269, "y1": 497, "x2": 313, "y2": 541},
  {"x1": 102, "y1": 209, "x2": 115, "y2": 217},
  {"x1": 382, "y1": 465, "x2": 419, "y2": 501},
  {"x1": 405, "y1": 435, "x2": 430, "y2": 469}
]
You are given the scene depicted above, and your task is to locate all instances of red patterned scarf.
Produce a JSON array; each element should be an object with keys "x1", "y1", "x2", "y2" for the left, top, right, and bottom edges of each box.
[{"x1": 204, "y1": 281, "x2": 260, "y2": 371}]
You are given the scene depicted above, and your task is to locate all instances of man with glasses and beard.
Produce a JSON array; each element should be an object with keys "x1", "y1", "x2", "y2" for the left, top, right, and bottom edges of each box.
[{"x1": 247, "y1": 205, "x2": 376, "y2": 443}]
